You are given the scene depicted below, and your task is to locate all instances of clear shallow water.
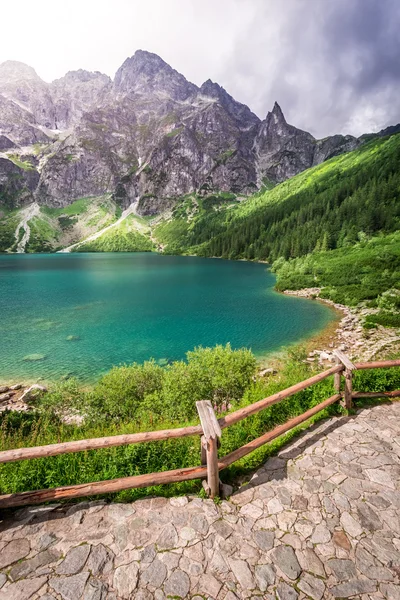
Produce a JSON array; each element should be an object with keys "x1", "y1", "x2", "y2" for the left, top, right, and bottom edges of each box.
[{"x1": 0, "y1": 253, "x2": 334, "y2": 382}]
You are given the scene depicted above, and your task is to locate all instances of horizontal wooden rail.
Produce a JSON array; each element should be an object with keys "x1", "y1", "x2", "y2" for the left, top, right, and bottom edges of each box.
[
  {"x1": 0, "y1": 424, "x2": 203, "y2": 464},
  {"x1": 219, "y1": 364, "x2": 343, "y2": 429},
  {"x1": 354, "y1": 359, "x2": 400, "y2": 370},
  {"x1": 352, "y1": 390, "x2": 400, "y2": 398},
  {"x1": 0, "y1": 465, "x2": 208, "y2": 509},
  {"x1": 218, "y1": 394, "x2": 341, "y2": 468}
]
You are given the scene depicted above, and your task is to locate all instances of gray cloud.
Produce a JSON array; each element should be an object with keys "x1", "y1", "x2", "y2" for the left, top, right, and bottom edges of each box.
[
  {"x1": 0, "y1": 0, "x2": 398, "y2": 137},
  {"x1": 218, "y1": 0, "x2": 400, "y2": 136}
]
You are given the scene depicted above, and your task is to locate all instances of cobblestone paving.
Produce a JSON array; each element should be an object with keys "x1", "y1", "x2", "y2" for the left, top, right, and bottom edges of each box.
[{"x1": 1, "y1": 403, "x2": 400, "y2": 599}]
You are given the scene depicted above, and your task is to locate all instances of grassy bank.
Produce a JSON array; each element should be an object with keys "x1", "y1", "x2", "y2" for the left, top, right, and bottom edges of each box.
[{"x1": 1, "y1": 345, "x2": 399, "y2": 502}]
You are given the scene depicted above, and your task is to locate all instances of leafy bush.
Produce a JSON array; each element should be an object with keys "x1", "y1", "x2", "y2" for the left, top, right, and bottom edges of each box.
[
  {"x1": 377, "y1": 289, "x2": 400, "y2": 311},
  {"x1": 86, "y1": 360, "x2": 165, "y2": 423},
  {"x1": 156, "y1": 344, "x2": 257, "y2": 419},
  {"x1": 364, "y1": 312, "x2": 400, "y2": 328}
]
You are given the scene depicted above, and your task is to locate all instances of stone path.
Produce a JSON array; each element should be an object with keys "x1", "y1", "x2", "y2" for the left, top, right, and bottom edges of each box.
[{"x1": 1, "y1": 403, "x2": 400, "y2": 599}]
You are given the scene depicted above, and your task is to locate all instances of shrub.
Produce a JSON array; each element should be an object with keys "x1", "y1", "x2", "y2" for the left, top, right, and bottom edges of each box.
[
  {"x1": 158, "y1": 344, "x2": 257, "y2": 419},
  {"x1": 86, "y1": 361, "x2": 165, "y2": 423}
]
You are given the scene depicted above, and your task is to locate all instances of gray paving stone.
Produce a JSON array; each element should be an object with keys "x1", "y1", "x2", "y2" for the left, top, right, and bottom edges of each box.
[
  {"x1": 56, "y1": 544, "x2": 91, "y2": 575},
  {"x1": 253, "y1": 529, "x2": 274, "y2": 551},
  {"x1": 212, "y1": 519, "x2": 234, "y2": 539},
  {"x1": 50, "y1": 572, "x2": 90, "y2": 600},
  {"x1": 0, "y1": 539, "x2": 30, "y2": 569},
  {"x1": 297, "y1": 573, "x2": 325, "y2": 600},
  {"x1": 164, "y1": 569, "x2": 190, "y2": 598},
  {"x1": 156, "y1": 523, "x2": 179, "y2": 549},
  {"x1": 356, "y1": 501, "x2": 383, "y2": 532},
  {"x1": 276, "y1": 581, "x2": 299, "y2": 600},
  {"x1": 330, "y1": 577, "x2": 377, "y2": 598},
  {"x1": 0, "y1": 575, "x2": 5, "y2": 590},
  {"x1": 310, "y1": 522, "x2": 331, "y2": 544},
  {"x1": 10, "y1": 548, "x2": 61, "y2": 581},
  {"x1": 141, "y1": 558, "x2": 167, "y2": 587},
  {"x1": 365, "y1": 468, "x2": 395, "y2": 489},
  {"x1": 86, "y1": 543, "x2": 114, "y2": 575},
  {"x1": 341, "y1": 511, "x2": 363, "y2": 538},
  {"x1": 380, "y1": 582, "x2": 400, "y2": 600},
  {"x1": 355, "y1": 546, "x2": 394, "y2": 581},
  {"x1": 113, "y1": 562, "x2": 139, "y2": 598},
  {"x1": 229, "y1": 558, "x2": 256, "y2": 590},
  {"x1": 0, "y1": 575, "x2": 47, "y2": 600},
  {"x1": 327, "y1": 558, "x2": 357, "y2": 581},
  {"x1": 296, "y1": 548, "x2": 325, "y2": 577},
  {"x1": 190, "y1": 513, "x2": 209, "y2": 535},
  {"x1": 254, "y1": 564, "x2": 275, "y2": 591},
  {"x1": 271, "y1": 545, "x2": 302, "y2": 580},
  {"x1": 197, "y1": 573, "x2": 223, "y2": 597},
  {"x1": 83, "y1": 578, "x2": 108, "y2": 600}
]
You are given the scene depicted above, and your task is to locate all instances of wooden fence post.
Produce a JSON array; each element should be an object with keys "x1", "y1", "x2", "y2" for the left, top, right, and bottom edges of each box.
[
  {"x1": 344, "y1": 369, "x2": 353, "y2": 410},
  {"x1": 333, "y1": 350, "x2": 356, "y2": 410},
  {"x1": 196, "y1": 400, "x2": 222, "y2": 498},
  {"x1": 334, "y1": 355, "x2": 341, "y2": 394}
]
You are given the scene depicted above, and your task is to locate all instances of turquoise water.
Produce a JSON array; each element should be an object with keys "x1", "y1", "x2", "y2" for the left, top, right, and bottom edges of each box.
[{"x1": 0, "y1": 253, "x2": 334, "y2": 382}]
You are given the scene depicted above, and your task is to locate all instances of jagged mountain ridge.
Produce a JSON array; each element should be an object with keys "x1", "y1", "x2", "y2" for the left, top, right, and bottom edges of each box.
[{"x1": 0, "y1": 50, "x2": 365, "y2": 214}]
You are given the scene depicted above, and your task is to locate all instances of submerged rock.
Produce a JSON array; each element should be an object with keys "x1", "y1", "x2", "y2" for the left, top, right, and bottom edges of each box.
[
  {"x1": 23, "y1": 353, "x2": 46, "y2": 362},
  {"x1": 66, "y1": 335, "x2": 80, "y2": 341}
]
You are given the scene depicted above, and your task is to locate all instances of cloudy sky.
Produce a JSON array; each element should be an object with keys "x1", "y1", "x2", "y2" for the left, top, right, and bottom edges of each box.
[{"x1": 1, "y1": 0, "x2": 399, "y2": 137}]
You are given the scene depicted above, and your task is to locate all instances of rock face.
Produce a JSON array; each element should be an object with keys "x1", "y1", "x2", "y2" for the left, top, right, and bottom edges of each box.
[
  {"x1": 254, "y1": 102, "x2": 360, "y2": 184},
  {"x1": 0, "y1": 51, "x2": 364, "y2": 213}
]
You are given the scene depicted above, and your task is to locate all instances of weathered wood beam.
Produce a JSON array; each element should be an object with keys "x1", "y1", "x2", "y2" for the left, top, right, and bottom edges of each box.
[
  {"x1": 352, "y1": 390, "x2": 400, "y2": 398},
  {"x1": 0, "y1": 464, "x2": 208, "y2": 509},
  {"x1": 219, "y1": 365, "x2": 343, "y2": 429},
  {"x1": 0, "y1": 425, "x2": 203, "y2": 464},
  {"x1": 334, "y1": 350, "x2": 357, "y2": 371},
  {"x1": 206, "y1": 437, "x2": 220, "y2": 498},
  {"x1": 354, "y1": 359, "x2": 400, "y2": 370},
  {"x1": 196, "y1": 401, "x2": 221, "y2": 440}
]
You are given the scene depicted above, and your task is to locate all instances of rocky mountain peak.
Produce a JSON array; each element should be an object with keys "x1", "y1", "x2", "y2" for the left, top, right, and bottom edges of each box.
[
  {"x1": 53, "y1": 69, "x2": 111, "y2": 85},
  {"x1": 265, "y1": 101, "x2": 287, "y2": 127},
  {"x1": 199, "y1": 79, "x2": 260, "y2": 129},
  {"x1": 113, "y1": 50, "x2": 198, "y2": 101},
  {"x1": 0, "y1": 60, "x2": 43, "y2": 83}
]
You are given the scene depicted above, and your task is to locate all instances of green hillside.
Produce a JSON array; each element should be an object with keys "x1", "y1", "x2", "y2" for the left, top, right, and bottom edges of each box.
[
  {"x1": 154, "y1": 134, "x2": 400, "y2": 261},
  {"x1": 74, "y1": 213, "x2": 154, "y2": 252}
]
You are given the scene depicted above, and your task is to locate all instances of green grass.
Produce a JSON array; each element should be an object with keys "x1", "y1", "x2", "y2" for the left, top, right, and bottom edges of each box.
[
  {"x1": 165, "y1": 127, "x2": 184, "y2": 138},
  {"x1": 7, "y1": 154, "x2": 35, "y2": 171},
  {"x1": 41, "y1": 197, "x2": 93, "y2": 217},
  {"x1": 75, "y1": 215, "x2": 153, "y2": 252}
]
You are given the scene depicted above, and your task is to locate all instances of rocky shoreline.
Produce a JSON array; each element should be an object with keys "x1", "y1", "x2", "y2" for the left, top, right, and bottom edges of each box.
[
  {"x1": 283, "y1": 288, "x2": 400, "y2": 366},
  {"x1": 0, "y1": 384, "x2": 46, "y2": 414}
]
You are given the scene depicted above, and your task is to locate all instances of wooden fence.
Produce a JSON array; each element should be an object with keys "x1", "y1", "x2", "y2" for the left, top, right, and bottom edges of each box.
[{"x1": 0, "y1": 353, "x2": 399, "y2": 509}]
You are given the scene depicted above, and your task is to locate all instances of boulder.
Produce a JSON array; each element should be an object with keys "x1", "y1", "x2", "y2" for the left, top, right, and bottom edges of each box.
[{"x1": 20, "y1": 384, "x2": 47, "y2": 402}]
